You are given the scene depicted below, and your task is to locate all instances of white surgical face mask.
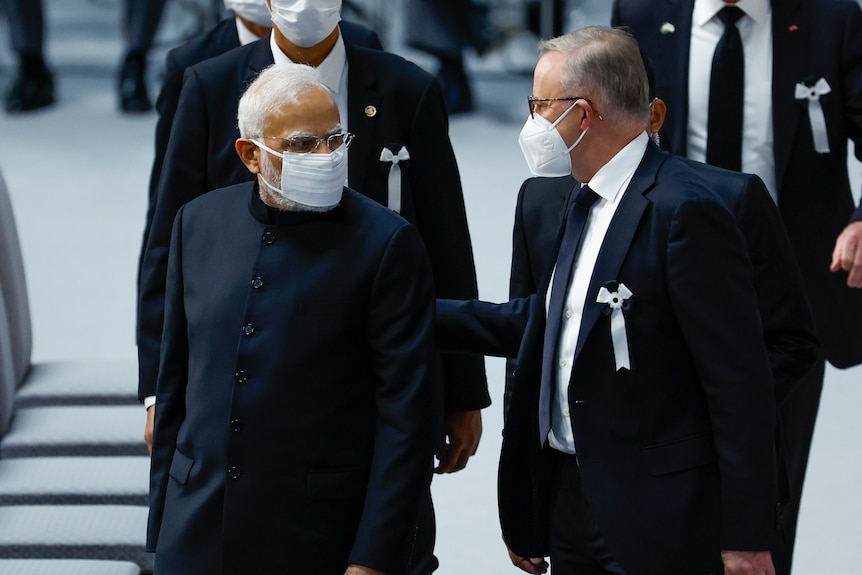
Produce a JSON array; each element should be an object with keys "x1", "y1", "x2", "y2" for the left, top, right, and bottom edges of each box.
[
  {"x1": 518, "y1": 101, "x2": 587, "y2": 177},
  {"x1": 224, "y1": 0, "x2": 273, "y2": 27},
  {"x1": 269, "y1": 0, "x2": 341, "y2": 47},
  {"x1": 252, "y1": 139, "x2": 347, "y2": 208}
]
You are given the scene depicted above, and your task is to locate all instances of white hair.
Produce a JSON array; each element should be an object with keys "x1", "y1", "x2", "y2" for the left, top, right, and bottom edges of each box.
[{"x1": 237, "y1": 63, "x2": 330, "y2": 138}]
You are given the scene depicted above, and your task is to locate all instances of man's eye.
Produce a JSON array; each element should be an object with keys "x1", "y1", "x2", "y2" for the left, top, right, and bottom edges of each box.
[{"x1": 288, "y1": 138, "x2": 318, "y2": 152}]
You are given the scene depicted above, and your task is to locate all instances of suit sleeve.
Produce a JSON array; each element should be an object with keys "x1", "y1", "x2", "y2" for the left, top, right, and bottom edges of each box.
[
  {"x1": 736, "y1": 176, "x2": 819, "y2": 404},
  {"x1": 347, "y1": 224, "x2": 440, "y2": 573},
  {"x1": 146, "y1": 206, "x2": 190, "y2": 552},
  {"x1": 666, "y1": 194, "x2": 778, "y2": 550},
  {"x1": 137, "y1": 67, "x2": 211, "y2": 400},
  {"x1": 506, "y1": 179, "x2": 538, "y2": 419},
  {"x1": 435, "y1": 297, "x2": 531, "y2": 358},
  {"x1": 406, "y1": 75, "x2": 490, "y2": 413}
]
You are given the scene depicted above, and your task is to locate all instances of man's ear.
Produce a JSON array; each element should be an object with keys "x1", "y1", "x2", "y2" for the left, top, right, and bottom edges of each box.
[
  {"x1": 236, "y1": 138, "x2": 261, "y2": 175},
  {"x1": 648, "y1": 98, "x2": 668, "y2": 135}
]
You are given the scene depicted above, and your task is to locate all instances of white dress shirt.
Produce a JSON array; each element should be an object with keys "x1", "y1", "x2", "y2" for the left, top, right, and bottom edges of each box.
[
  {"x1": 236, "y1": 16, "x2": 263, "y2": 46},
  {"x1": 688, "y1": 0, "x2": 777, "y2": 202},
  {"x1": 546, "y1": 132, "x2": 649, "y2": 454},
  {"x1": 270, "y1": 30, "x2": 350, "y2": 133}
]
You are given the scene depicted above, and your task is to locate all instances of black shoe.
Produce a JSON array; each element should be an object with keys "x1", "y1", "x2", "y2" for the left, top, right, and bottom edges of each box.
[
  {"x1": 118, "y1": 52, "x2": 152, "y2": 113},
  {"x1": 5, "y1": 53, "x2": 55, "y2": 113}
]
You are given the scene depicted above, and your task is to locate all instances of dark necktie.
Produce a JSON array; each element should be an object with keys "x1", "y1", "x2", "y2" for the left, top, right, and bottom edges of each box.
[
  {"x1": 538, "y1": 185, "x2": 601, "y2": 443},
  {"x1": 706, "y1": 5, "x2": 745, "y2": 171}
]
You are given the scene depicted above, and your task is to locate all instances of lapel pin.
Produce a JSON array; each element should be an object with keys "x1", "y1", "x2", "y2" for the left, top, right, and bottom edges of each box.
[
  {"x1": 660, "y1": 22, "x2": 675, "y2": 35},
  {"x1": 364, "y1": 105, "x2": 377, "y2": 118},
  {"x1": 789, "y1": 24, "x2": 799, "y2": 32}
]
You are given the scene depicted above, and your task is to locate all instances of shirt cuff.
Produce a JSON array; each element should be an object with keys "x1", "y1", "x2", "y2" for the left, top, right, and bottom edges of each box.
[{"x1": 144, "y1": 396, "x2": 156, "y2": 409}]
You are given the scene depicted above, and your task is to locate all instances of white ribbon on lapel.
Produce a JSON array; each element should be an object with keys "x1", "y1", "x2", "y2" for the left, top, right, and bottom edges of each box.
[
  {"x1": 379, "y1": 146, "x2": 410, "y2": 213},
  {"x1": 596, "y1": 283, "x2": 633, "y2": 371},
  {"x1": 794, "y1": 78, "x2": 831, "y2": 154}
]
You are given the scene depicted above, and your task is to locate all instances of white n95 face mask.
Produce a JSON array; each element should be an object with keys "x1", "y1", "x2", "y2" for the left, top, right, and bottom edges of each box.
[
  {"x1": 223, "y1": 0, "x2": 273, "y2": 27},
  {"x1": 269, "y1": 0, "x2": 342, "y2": 47},
  {"x1": 252, "y1": 140, "x2": 347, "y2": 208},
  {"x1": 518, "y1": 101, "x2": 586, "y2": 177}
]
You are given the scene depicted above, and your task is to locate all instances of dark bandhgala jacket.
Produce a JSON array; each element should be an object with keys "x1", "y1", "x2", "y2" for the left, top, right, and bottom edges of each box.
[{"x1": 148, "y1": 183, "x2": 441, "y2": 575}]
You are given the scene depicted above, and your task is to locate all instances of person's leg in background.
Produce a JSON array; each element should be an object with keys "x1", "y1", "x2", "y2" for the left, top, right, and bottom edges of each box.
[
  {"x1": 404, "y1": 0, "x2": 484, "y2": 115},
  {"x1": 2, "y1": 0, "x2": 54, "y2": 112},
  {"x1": 118, "y1": 0, "x2": 167, "y2": 112},
  {"x1": 772, "y1": 357, "x2": 826, "y2": 575}
]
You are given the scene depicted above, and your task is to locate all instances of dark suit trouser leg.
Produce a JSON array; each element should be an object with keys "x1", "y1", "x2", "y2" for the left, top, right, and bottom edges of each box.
[
  {"x1": 407, "y1": 487, "x2": 439, "y2": 575},
  {"x1": 549, "y1": 454, "x2": 626, "y2": 575},
  {"x1": 122, "y1": 0, "x2": 167, "y2": 54},
  {"x1": 772, "y1": 356, "x2": 825, "y2": 575},
  {"x1": 1, "y1": 0, "x2": 44, "y2": 53}
]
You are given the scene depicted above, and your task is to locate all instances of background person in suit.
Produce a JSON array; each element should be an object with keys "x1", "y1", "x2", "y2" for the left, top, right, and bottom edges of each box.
[
  {"x1": 436, "y1": 26, "x2": 778, "y2": 575},
  {"x1": 0, "y1": 0, "x2": 167, "y2": 112},
  {"x1": 148, "y1": 63, "x2": 440, "y2": 575},
  {"x1": 139, "y1": 1, "x2": 487, "y2": 572},
  {"x1": 610, "y1": 2, "x2": 862, "y2": 572},
  {"x1": 144, "y1": 0, "x2": 383, "y2": 256}
]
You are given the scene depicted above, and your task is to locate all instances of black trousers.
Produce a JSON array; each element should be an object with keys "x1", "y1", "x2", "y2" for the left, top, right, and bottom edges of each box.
[
  {"x1": 772, "y1": 356, "x2": 826, "y2": 575},
  {"x1": 549, "y1": 452, "x2": 626, "y2": 575},
  {"x1": 1, "y1": 0, "x2": 166, "y2": 55},
  {"x1": 407, "y1": 487, "x2": 438, "y2": 575}
]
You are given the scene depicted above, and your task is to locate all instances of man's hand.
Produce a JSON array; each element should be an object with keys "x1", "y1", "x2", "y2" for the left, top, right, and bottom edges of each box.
[
  {"x1": 721, "y1": 550, "x2": 775, "y2": 575},
  {"x1": 344, "y1": 565, "x2": 386, "y2": 575},
  {"x1": 434, "y1": 409, "x2": 482, "y2": 474},
  {"x1": 506, "y1": 545, "x2": 548, "y2": 574},
  {"x1": 830, "y1": 220, "x2": 862, "y2": 287},
  {"x1": 144, "y1": 405, "x2": 155, "y2": 456}
]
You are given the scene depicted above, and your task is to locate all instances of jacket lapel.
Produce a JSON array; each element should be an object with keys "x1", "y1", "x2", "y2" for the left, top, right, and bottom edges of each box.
[
  {"x1": 244, "y1": 35, "x2": 276, "y2": 84},
  {"x1": 771, "y1": 0, "x2": 806, "y2": 194},
  {"x1": 345, "y1": 43, "x2": 380, "y2": 196},
  {"x1": 573, "y1": 145, "x2": 663, "y2": 361}
]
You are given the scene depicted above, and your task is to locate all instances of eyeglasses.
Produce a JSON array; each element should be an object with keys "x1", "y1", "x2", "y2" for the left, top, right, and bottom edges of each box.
[
  {"x1": 262, "y1": 131, "x2": 354, "y2": 154},
  {"x1": 527, "y1": 96, "x2": 592, "y2": 119}
]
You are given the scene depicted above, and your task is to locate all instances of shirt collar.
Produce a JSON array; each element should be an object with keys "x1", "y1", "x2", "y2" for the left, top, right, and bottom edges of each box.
[
  {"x1": 270, "y1": 29, "x2": 347, "y2": 95},
  {"x1": 585, "y1": 132, "x2": 649, "y2": 204},
  {"x1": 693, "y1": 0, "x2": 769, "y2": 27},
  {"x1": 235, "y1": 17, "x2": 262, "y2": 46}
]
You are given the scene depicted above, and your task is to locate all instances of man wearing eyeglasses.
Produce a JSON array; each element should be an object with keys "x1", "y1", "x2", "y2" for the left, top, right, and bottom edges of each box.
[
  {"x1": 147, "y1": 63, "x2": 440, "y2": 575},
  {"x1": 436, "y1": 26, "x2": 777, "y2": 575},
  {"x1": 139, "y1": 4, "x2": 486, "y2": 571}
]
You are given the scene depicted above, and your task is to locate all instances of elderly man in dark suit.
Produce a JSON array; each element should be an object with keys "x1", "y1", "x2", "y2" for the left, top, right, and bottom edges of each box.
[
  {"x1": 437, "y1": 26, "x2": 778, "y2": 575},
  {"x1": 611, "y1": 2, "x2": 862, "y2": 572},
  {"x1": 147, "y1": 63, "x2": 440, "y2": 575}
]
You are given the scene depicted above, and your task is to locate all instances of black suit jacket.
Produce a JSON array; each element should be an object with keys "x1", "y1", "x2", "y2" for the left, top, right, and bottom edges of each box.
[
  {"x1": 507, "y1": 164, "x2": 818, "y2": 407},
  {"x1": 138, "y1": 34, "x2": 487, "y2": 410},
  {"x1": 612, "y1": 0, "x2": 862, "y2": 367},
  {"x1": 438, "y1": 144, "x2": 778, "y2": 575},
  {"x1": 148, "y1": 184, "x2": 440, "y2": 575}
]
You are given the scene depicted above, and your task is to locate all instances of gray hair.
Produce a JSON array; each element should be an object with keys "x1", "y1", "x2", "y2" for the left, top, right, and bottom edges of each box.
[
  {"x1": 539, "y1": 26, "x2": 649, "y2": 126},
  {"x1": 237, "y1": 63, "x2": 331, "y2": 138}
]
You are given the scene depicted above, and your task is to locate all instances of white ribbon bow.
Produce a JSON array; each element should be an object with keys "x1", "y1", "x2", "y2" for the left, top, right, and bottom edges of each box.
[
  {"x1": 794, "y1": 78, "x2": 831, "y2": 154},
  {"x1": 596, "y1": 283, "x2": 633, "y2": 371},
  {"x1": 379, "y1": 146, "x2": 410, "y2": 213}
]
